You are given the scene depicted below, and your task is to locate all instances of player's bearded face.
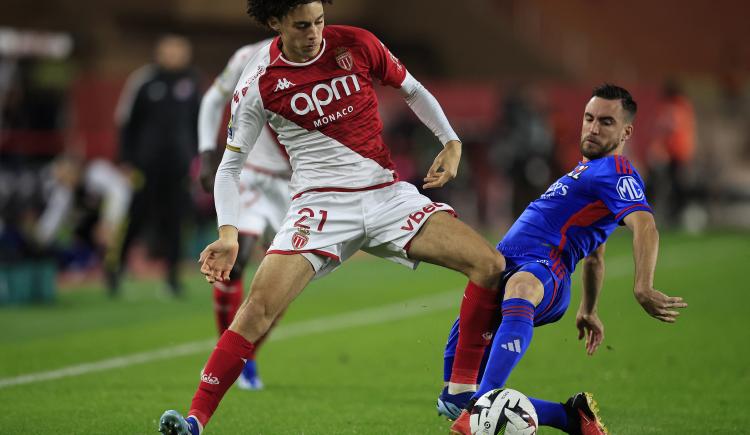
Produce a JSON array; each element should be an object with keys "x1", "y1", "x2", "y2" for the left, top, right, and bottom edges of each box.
[
  {"x1": 580, "y1": 97, "x2": 628, "y2": 160},
  {"x1": 274, "y1": 2, "x2": 325, "y2": 63},
  {"x1": 580, "y1": 135, "x2": 619, "y2": 159}
]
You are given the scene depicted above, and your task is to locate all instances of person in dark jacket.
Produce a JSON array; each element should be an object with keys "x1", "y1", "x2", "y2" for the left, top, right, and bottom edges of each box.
[{"x1": 111, "y1": 34, "x2": 201, "y2": 296}]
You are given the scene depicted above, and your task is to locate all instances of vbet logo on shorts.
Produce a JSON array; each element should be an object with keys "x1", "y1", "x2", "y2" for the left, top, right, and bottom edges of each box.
[{"x1": 616, "y1": 176, "x2": 645, "y2": 201}]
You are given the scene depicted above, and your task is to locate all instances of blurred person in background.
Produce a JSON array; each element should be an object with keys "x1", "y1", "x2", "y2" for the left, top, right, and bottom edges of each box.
[
  {"x1": 647, "y1": 79, "x2": 696, "y2": 227},
  {"x1": 197, "y1": 38, "x2": 292, "y2": 390},
  {"x1": 35, "y1": 156, "x2": 132, "y2": 281},
  {"x1": 111, "y1": 34, "x2": 201, "y2": 296},
  {"x1": 490, "y1": 85, "x2": 555, "y2": 219}
]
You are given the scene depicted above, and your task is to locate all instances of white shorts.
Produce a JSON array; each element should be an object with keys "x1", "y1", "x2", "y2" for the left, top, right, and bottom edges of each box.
[
  {"x1": 237, "y1": 167, "x2": 291, "y2": 239},
  {"x1": 267, "y1": 181, "x2": 455, "y2": 278}
]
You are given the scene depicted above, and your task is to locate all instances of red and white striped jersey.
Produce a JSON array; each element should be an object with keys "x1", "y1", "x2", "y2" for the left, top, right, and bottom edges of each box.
[{"x1": 227, "y1": 25, "x2": 408, "y2": 197}]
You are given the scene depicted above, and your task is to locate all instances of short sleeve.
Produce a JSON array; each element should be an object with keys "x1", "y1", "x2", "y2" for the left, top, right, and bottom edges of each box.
[
  {"x1": 360, "y1": 30, "x2": 407, "y2": 88},
  {"x1": 591, "y1": 161, "x2": 652, "y2": 224},
  {"x1": 215, "y1": 41, "x2": 271, "y2": 96},
  {"x1": 226, "y1": 73, "x2": 266, "y2": 154}
]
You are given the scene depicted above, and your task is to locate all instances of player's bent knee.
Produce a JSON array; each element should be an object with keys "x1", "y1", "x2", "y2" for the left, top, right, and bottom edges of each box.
[
  {"x1": 504, "y1": 273, "x2": 544, "y2": 306},
  {"x1": 468, "y1": 250, "x2": 506, "y2": 289}
]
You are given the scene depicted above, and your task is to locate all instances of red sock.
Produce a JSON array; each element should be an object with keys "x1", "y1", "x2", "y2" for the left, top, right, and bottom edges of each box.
[
  {"x1": 189, "y1": 330, "x2": 255, "y2": 427},
  {"x1": 450, "y1": 281, "x2": 500, "y2": 384},
  {"x1": 213, "y1": 279, "x2": 244, "y2": 334}
]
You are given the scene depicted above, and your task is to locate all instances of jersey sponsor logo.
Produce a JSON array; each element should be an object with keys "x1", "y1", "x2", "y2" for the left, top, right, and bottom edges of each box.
[
  {"x1": 400, "y1": 202, "x2": 447, "y2": 231},
  {"x1": 200, "y1": 371, "x2": 220, "y2": 385},
  {"x1": 567, "y1": 164, "x2": 589, "y2": 180},
  {"x1": 313, "y1": 105, "x2": 354, "y2": 128},
  {"x1": 540, "y1": 181, "x2": 568, "y2": 199},
  {"x1": 335, "y1": 47, "x2": 353, "y2": 71},
  {"x1": 291, "y1": 227, "x2": 310, "y2": 250},
  {"x1": 616, "y1": 176, "x2": 644, "y2": 201},
  {"x1": 244, "y1": 65, "x2": 266, "y2": 87},
  {"x1": 274, "y1": 78, "x2": 295, "y2": 92},
  {"x1": 290, "y1": 74, "x2": 361, "y2": 117}
]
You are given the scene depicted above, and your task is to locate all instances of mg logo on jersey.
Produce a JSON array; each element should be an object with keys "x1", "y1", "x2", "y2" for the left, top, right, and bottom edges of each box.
[
  {"x1": 290, "y1": 74, "x2": 361, "y2": 117},
  {"x1": 335, "y1": 47, "x2": 353, "y2": 71},
  {"x1": 291, "y1": 228, "x2": 310, "y2": 250},
  {"x1": 617, "y1": 176, "x2": 644, "y2": 201},
  {"x1": 274, "y1": 78, "x2": 295, "y2": 92}
]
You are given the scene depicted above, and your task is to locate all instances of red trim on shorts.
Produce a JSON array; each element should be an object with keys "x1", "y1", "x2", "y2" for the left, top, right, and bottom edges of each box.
[
  {"x1": 266, "y1": 249, "x2": 340, "y2": 262},
  {"x1": 402, "y1": 209, "x2": 458, "y2": 253},
  {"x1": 291, "y1": 178, "x2": 399, "y2": 201}
]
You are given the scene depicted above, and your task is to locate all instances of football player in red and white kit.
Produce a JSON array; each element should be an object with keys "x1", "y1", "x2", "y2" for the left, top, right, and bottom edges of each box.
[
  {"x1": 160, "y1": 1, "x2": 506, "y2": 433},
  {"x1": 197, "y1": 38, "x2": 291, "y2": 391}
]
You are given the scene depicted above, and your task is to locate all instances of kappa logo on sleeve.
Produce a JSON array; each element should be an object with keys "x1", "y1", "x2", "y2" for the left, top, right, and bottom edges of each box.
[{"x1": 616, "y1": 176, "x2": 645, "y2": 201}]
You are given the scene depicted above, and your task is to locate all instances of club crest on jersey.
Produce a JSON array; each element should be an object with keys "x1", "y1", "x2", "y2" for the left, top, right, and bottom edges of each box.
[
  {"x1": 291, "y1": 228, "x2": 310, "y2": 250},
  {"x1": 567, "y1": 164, "x2": 589, "y2": 180},
  {"x1": 335, "y1": 47, "x2": 353, "y2": 71}
]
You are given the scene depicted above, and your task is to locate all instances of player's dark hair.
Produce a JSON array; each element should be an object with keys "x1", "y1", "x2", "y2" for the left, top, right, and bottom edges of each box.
[
  {"x1": 247, "y1": 0, "x2": 333, "y2": 27},
  {"x1": 592, "y1": 83, "x2": 638, "y2": 120}
]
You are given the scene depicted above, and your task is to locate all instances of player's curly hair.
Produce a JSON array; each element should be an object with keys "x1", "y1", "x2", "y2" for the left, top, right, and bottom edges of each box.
[
  {"x1": 592, "y1": 83, "x2": 638, "y2": 120},
  {"x1": 247, "y1": 0, "x2": 333, "y2": 27}
]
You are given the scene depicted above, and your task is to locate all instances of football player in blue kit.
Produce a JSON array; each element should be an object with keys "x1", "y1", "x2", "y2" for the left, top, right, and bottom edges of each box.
[{"x1": 443, "y1": 84, "x2": 688, "y2": 435}]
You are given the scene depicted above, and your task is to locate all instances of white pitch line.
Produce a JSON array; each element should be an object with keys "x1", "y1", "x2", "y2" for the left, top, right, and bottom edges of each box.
[
  {"x1": 0, "y1": 291, "x2": 461, "y2": 390},
  {"x1": 0, "y1": 248, "x2": 698, "y2": 390}
]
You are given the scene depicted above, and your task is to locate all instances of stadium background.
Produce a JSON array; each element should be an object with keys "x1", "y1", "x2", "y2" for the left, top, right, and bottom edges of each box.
[{"x1": 1, "y1": 1, "x2": 749, "y2": 433}]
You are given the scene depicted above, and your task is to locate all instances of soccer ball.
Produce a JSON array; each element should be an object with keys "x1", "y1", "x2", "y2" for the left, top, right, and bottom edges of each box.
[{"x1": 469, "y1": 388, "x2": 538, "y2": 435}]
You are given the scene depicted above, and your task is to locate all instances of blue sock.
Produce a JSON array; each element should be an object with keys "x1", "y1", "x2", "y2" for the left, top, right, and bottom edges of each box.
[
  {"x1": 473, "y1": 298, "x2": 534, "y2": 399},
  {"x1": 443, "y1": 318, "x2": 460, "y2": 382},
  {"x1": 529, "y1": 397, "x2": 568, "y2": 430},
  {"x1": 242, "y1": 359, "x2": 257, "y2": 379}
]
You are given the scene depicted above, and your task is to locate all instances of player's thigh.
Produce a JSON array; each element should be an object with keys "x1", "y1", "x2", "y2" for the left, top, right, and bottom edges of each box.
[
  {"x1": 504, "y1": 271, "x2": 544, "y2": 306},
  {"x1": 407, "y1": 212, "x2": 505, "y2": 284},
  {"x1": 231, "y1": 253, "x2": 315, "y2": 340}
]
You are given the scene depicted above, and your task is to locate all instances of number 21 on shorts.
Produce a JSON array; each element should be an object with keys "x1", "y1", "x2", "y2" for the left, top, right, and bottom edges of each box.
[{"x1": 294, "y1": 208, "x2": 328, "y2": 231}]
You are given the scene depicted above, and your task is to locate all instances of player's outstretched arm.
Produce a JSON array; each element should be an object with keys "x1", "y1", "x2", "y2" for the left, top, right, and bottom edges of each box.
[
  {"x1": 396, "y1": 73, "x2": 462, "y2": 189},
  {"x1": 424, "y1": 140, "x2": 462, "y2": 189},
  {"x1": 624, "y1": 211, "x2": 688, "y2": 322},
  {"x1": 577, "y1": 243, "x2": 606, "y2": 355}
]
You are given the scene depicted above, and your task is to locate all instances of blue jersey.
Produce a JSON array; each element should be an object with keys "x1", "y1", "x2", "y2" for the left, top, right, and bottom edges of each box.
[{"x1": 499, "y1": 155, "x2": 651, "y2": 275}]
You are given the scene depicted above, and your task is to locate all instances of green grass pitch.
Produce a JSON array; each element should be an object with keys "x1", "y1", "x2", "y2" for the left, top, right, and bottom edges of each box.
[{"x1": 1, "y1": 231, "x2": 748, "y2": 434}]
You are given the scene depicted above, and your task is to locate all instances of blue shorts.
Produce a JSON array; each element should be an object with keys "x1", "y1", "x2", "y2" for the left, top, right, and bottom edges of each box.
[{"x1": 502, "y1": 254, "x2": 571, "y2": 327}]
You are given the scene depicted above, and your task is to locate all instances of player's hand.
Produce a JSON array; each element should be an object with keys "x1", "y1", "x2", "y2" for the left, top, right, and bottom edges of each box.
[
  {"x1": 199, "y1": 228, "x2": 239, "y2": 283},
  {"x1": 576, "y1": 310, "x2": 604, "y2": 356},
  {"x1": 423, "y1": 140, "x2": 461, "y2": 189},
  {"x1": 635, "y1": 287, "x2": 688, "y2": 323},
  {"x1": 199, "y1": 150, "x2": 219, "y2": 193}
]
